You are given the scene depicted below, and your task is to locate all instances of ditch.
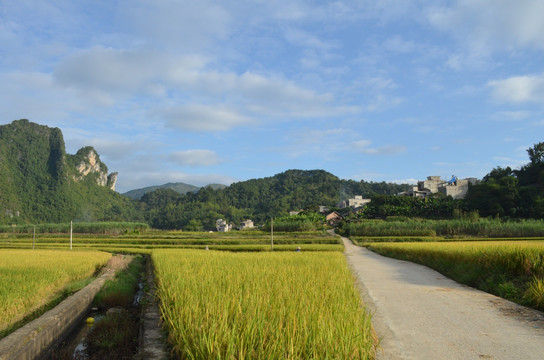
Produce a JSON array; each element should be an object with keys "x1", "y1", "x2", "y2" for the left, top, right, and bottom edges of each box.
[{"x1": 47, "y1": 255, "x2": 148, "y2": 360}]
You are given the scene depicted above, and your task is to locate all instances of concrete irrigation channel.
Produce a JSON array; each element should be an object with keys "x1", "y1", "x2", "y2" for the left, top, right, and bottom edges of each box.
[
  {"x1": 0, "y1": 254, "x2": 169, "y2": 360},
  {"x1": 342, "y1": 236, "x2": 544, "y2": 360}
]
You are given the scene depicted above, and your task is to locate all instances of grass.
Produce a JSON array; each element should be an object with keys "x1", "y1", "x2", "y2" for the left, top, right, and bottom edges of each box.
[
  {"x1": 153, "y1": 250, "x2": 375, "y2": 359},
  {"x1": 0, "y1": 249, "x2": 111, "y2": 338},
  {"x1": 84, "y1": 311, "x2": 139, "y2": 359},
  {"x1": 94, "y1": 255, "x2": 144, "y2": 309},
  {"x1": 79, "y1": 256, "x2": 144, "y2": 360},
  {"x1": 367, "y1": 241, "x2": 544, "y2": 311}
]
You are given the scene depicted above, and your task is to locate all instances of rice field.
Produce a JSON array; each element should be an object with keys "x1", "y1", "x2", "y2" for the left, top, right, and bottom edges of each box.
[
  {"x1": 153, "y1": 250, "x2": 375, "y2": 359},
  {"x1": 0, "y1": 230, "x2": 342, "y2": 253},
  {"x1": 367, "y1": 241, "x2": 544, "y2": 310},
  {"x1": 0, "y1": 249, "x2": 111, "y2": 337}
]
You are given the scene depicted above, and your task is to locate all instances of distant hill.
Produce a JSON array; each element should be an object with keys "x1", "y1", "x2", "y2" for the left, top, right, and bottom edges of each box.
[
  {"x1": 141, "y1": 169, "x2": 411, "y2": 230},
  {"x1": 122, "y1": 182, "x2": 227, "y2": 200},
  {"x1": 0, "y1": 119, "x2": 142, "y2": 223},
  {"x1": 123, "y1": 183, "x2": 200, "y2": 200}
]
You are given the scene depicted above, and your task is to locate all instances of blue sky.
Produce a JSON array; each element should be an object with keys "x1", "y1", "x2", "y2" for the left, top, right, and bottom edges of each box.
[{"x1": 1, "y1": 0, "x2": 544, "y2": 193}]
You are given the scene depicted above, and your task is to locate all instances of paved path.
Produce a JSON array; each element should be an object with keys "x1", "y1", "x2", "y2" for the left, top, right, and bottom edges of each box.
[{"x1": 342, "y1": 237, "x2": 544, "y2": 360}]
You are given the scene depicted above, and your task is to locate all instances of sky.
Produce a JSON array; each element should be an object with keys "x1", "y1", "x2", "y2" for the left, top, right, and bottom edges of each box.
[{"x1": 1, "y1": 0, "x2": 544, "y2": 193}]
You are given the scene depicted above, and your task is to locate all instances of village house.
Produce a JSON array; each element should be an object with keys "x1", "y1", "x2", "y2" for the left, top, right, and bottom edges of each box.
[
  {"x1": 216, "y1": 219, "x2": 232, "y2": 232},
  {"x1": 337, "y1": 195, "x2": 371, "y2": 209},
  {"x1": 401, "y1": 176, "x2": 479, "y2": 199},
  {"x1": 326, "y1": 211, "x2": 344, "y2": 225},
  {"x1": 239, "y1": 219, "x2": 254, "y2": 230}
]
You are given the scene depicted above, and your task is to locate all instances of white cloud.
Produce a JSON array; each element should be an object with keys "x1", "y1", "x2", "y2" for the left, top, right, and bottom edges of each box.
[
  {"x1": 352, "y1": 140, "x2": 406, "y2": 155},
  {"x1": 488, "y1": 74, "x2": 544, "y2": 103},
  {"x1": 119, "y1": 0, "x2": 231, "y2": 50},
  {"x1": 169, "y1": 150, "x2": 222, "y2": 167},
  {"x1": 284, "y1": 28, "x2": 338, "y2": 52},
  {"x1": 157, "y1": 104, "x2": 254, "y2": 132},
  {"x1": 492, "y1": 156, "x2": 527, "y2": 170},
  {"x1": 53, "y1": 46, "x2": 354, "y2": 122},
  {"x1": 54, "y1": 47, "x2": 178, "y2": 96},
  {"x1": 383, "y1": 36, "x2": 418, "y2": 54},
  {"x1": 288, "y1": 128, "x2": 348, "y2": 146},
  {"x1": 390, "y1": 178, "x2": 418, "y2": 185},
  {"x1": 428, "y1": 0, "x2": 544, "y2": 53},
  {"x1": 491, "y1": 111, "x2": 531, "y2": 121}
]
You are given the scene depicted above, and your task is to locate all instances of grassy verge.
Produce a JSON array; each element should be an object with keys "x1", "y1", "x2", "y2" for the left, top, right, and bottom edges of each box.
[{"x1": 367, "y1": 241, "x2": 544, "y2": 311}]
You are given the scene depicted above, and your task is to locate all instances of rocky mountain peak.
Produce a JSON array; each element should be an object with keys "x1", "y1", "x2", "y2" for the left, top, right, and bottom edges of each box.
[{"x1": 73, "y1": 147, "x2": 117, "y2": 190}]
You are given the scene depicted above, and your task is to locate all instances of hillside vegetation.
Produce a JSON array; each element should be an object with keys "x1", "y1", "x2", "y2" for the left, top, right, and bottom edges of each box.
[
  {"x1": 140, "y1": 170, "x2": 408, "y2": 230},
  {"x1": 0, "y1": 120, "x2": 408, "y2": 228},
  {"x1": 0, "y1": 120, "x2": 142, "y2": 224}
]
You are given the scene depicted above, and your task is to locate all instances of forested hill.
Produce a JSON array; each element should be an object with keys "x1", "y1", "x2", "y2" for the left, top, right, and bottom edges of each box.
[
  {"x1": 140, "y1": 169, "x2": 410, "y2": 230},
  {"x1": 0, "y1": 120, "x2": 142, "y2": 223}
]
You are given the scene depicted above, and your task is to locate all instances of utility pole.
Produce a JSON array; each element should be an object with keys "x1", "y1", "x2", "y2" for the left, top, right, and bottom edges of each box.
[
  {"x1": 32, "y1": 225, "x2": 35, "y2": 250},
  {"x1": 70, "y1": 221, "x2": 73, "y2": 250},
  {"x1": 270, "y1": 217, "x2": 274, "y2": 251}
]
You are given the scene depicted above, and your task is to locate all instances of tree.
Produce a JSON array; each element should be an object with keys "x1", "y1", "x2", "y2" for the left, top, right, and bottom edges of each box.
[
  {"x1": 516, "y1": 142, "x2": 544, "y2": 187},
  {"x1": 527, "y1": 142, "x2": 544, "y2": 165}
]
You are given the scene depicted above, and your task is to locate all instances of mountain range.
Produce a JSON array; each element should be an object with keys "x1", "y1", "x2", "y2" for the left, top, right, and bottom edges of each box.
[
  {"x1": 0, "y1": 119, "x2": 409, "y2": 226},
  {"x1": 122, "y1": 183, "x2": 227, "y2": 200}
]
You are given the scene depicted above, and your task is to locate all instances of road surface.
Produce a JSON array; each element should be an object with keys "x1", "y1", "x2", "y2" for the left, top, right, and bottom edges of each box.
[{"x1": 342, "y1": 237, "x2": 544, "y2": 360}]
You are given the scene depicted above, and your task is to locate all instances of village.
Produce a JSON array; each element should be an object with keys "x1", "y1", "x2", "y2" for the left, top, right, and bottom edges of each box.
[{"x1": 215, "y1": 175, "x2": 479, "y2": 232}]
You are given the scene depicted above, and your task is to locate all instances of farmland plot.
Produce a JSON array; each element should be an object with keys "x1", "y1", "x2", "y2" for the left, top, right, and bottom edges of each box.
[
  {"x1": 0, "y1": 249, "x2": 111, "y2": 336},
  {"x1": 153, "y1": 250, "x2": 375, "y2": 359}
]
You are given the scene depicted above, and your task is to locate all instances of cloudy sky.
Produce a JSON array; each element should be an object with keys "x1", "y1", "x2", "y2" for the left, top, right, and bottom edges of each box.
[{"x1": 1, "y1": 0, "x2": 544, "y2": 193}]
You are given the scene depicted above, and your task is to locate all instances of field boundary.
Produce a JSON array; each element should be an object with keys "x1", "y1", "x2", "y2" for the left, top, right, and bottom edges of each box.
[{"x1": 0, "y1": 255, "x2": 131, "y2": 360}]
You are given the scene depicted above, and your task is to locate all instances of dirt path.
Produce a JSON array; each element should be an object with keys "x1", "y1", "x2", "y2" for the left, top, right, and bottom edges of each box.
[{"x1": 342, "y1": 237, "x2": 544, "y2": 360}]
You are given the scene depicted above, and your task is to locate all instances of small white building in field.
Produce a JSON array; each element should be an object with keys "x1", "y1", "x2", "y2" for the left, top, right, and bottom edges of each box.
[
  {"x1": 239, "y1": 219, "x2": 254, "y2": 230},
  {"x1": 216, "y1": 219, "x2": 232, "y2": 232}
]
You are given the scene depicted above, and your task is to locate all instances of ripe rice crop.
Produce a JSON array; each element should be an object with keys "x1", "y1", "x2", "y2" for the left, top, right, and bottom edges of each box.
[
  {"x1": 0, "y1": 250, "x2": 111, "y2": 336},
  {"x1": 368, "y1": 241, "x2": 544, "y2": 310},
  {"x1": 0, "y1": 230, "x2": 342, "y2": 252},
  {"x1": 153, "y1": 250, "x2": 375, "y2": 359}
]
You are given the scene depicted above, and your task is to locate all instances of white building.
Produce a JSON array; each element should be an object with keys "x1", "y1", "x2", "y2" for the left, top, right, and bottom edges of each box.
[
  {"x1": 402, "y1": 176, "x2": 479, "y2": 199},
  {"x1": 239, "y1": 219, "x2": 254, "y2": 230},
  {"x1": 338, "y1": 195, "x2": 371, "y2": 209},
  {"x1": 216, "y1": 219, "x2": 232, "y2": 232}
]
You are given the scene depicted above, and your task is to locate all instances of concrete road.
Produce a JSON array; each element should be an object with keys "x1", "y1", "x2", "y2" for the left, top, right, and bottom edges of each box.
[{"x1": 342, "y1": 237, "x2": 544, "y2": 360}]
